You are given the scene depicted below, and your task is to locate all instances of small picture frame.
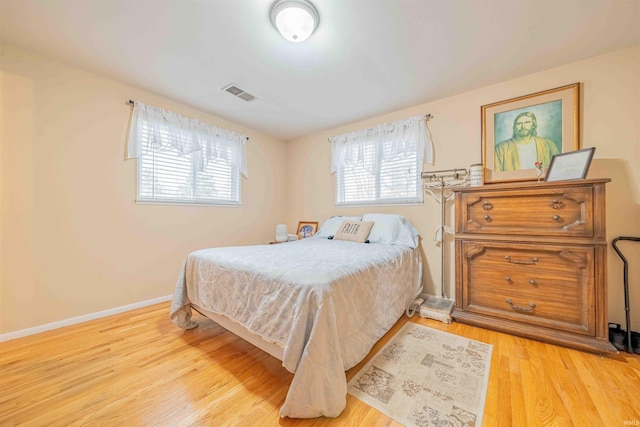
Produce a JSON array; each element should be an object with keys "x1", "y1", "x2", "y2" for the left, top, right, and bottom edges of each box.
[
  {"x1": 296, "y1": 221, "x2": 318, "y2": 239},
  {"x1": 544, "y1": 147, "x2": 596, "y2": 182}
]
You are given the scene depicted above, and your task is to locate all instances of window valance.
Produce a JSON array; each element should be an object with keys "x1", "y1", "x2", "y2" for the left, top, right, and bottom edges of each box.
[
  {"x1": 127, "y1": 101, "x2": 248, "y2": 178},
  {"x1": 329, "y1": 115, "x2": 433, "y2": 174}
]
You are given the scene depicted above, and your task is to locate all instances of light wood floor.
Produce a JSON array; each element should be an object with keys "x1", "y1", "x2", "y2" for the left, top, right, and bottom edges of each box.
[{"x1": 1, "y1": 301, "x2": 639, "y2": 427}]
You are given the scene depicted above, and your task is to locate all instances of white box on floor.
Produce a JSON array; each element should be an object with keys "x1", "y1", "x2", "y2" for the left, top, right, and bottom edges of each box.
[{"x1": 419, "y1": 297, "x2": 454, "y2": 324}]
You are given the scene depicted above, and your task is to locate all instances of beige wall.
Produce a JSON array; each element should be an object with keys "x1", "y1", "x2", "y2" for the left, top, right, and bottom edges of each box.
[
  {"x1": 2, "y1": 43, "x2": 638, "y2": 336},
  {"x1": 0, "y1": 44, "x2": 288, "y2": 334},
  {"x1": 286, "y1": 45, "x2": 640, "y2": 331}
]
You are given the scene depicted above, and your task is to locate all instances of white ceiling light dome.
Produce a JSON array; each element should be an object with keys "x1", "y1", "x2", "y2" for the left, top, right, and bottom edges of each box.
[{"x1": 270, "y1": 0, "x2": 319, "y2": 43}]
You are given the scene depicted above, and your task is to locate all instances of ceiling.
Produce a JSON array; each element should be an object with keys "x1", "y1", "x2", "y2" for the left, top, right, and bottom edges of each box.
[{"x1": 1, "y1": 0, "x2": 638, "y2": 141}]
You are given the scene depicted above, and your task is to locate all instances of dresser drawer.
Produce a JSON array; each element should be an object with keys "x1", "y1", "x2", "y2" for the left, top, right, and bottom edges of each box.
[
  {"x1": 459, "y1": 187, "x2": 594, "y2": 237},
  {"x1": 460, "y1": 241, "x2": 595, "y2": 335}
]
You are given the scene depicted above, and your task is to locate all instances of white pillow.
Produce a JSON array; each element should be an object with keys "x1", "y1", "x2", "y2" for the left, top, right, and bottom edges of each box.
[
  {"x1": 361, "y1": 213, "x2": 420, "y2": 248},
  {"x1": 316, "y1": 216, "x2": 362, "y2": 238}
]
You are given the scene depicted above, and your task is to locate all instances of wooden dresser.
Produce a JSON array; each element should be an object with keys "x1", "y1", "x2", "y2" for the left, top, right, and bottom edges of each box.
[{"x1": 452, "y1": 178, "x2": 616, "y2": 354}]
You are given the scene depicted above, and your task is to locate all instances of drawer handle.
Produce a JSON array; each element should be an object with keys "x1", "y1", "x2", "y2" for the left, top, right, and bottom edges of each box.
[
  {"x1": 482, "y1": 201, "x2": 493, "y2": 211},
  {"x1": 484, "y1": 215, "x2": 491, "y2": 221},
  {"x1": 552, "y1": 215, "x2": 561, "y2": 222},
  {"x1": 506, "y1": 298, "x2": 536, "y2": 313},
  {"x1": 529, "y1": 279, "x2": 536, "y2": 285},
  {"x1": 505, "y1": 255, "x2": 538, "y2": 265},
  {"x1": 505, "y1": 276, "x2": 511, "y2": 282},
  {"x1": 549, "y1": 200, "x2": 565, "y2": 209}
]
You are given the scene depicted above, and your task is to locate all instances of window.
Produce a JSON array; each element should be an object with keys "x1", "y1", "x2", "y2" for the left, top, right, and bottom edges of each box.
[
  {"x1": 127, "y1": 102, "x2": 248, "y2": 206},
  {"x1": 336, "y1": 140, "x2": 422, "y2": 205},
  {"x1": 330, "y1": 116, "x2": 432, "y2": 206},
  {"x1": 137, "y1": 143, "x2": 240, "y2": 205}
]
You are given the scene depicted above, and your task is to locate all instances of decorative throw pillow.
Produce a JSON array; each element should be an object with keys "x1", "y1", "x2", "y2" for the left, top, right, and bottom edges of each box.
[
  {"x1": 316, "y1": 216, "x2": 362, "y2": 238},
  {"x1": 333, "y1": 220, "x2": 374, "y2": 243}
]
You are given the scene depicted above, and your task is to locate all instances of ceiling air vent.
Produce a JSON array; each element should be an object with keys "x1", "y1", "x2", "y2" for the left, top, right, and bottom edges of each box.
[{"x1": 222, "y1": 83, "x2": 257, "y2": 102}]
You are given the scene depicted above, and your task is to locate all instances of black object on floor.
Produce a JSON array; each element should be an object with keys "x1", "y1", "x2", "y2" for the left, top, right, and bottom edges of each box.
[
  {"x1": 608, "y1": 323, "x2": 626, "y2": 351},
  {"x1": 631, "y1": 331, "x2": 640, "y2": 354}
]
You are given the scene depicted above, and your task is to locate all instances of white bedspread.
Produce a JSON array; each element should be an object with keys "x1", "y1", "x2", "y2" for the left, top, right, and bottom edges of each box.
[{"x1": 170, "y1": 237, "x2": 421, "y2": 418}]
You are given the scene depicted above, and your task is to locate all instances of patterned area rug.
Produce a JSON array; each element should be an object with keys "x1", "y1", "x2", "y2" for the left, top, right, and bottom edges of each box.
[{"x1": 348, "y1": 322, "x2": 492, "y2": 427}]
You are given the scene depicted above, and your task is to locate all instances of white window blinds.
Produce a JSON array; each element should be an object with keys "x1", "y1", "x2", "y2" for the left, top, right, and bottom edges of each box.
[
  {"x1": 330, "y1": 115, "x2": 433, "y2": 206},
  {"x1": 126, "y1": 102, "x2": 248, "y2": 205}
]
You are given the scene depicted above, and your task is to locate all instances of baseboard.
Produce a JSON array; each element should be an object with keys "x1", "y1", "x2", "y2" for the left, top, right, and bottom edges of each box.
[{"x1": 0, "y1": 294, "x2": 172, "y2": 343}]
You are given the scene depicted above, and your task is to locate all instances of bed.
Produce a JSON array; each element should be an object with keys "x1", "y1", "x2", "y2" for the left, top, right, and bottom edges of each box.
[{"x1": 170, "y1": 214, "x2": 423, "y2": 418}]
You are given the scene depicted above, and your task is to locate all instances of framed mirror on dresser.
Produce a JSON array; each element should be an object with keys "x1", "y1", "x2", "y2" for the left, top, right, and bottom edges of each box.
[{"x1": 452, "y1": 178, "x2": 616, "y2": 354}]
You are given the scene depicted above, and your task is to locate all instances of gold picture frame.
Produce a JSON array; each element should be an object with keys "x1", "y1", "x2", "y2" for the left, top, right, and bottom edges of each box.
[
  {"x1": 296, "y1": 221, "x2": 318, "y2": 239},
  {"x1": 481, "y1": 83, "x2": 580, "y2": 184}
]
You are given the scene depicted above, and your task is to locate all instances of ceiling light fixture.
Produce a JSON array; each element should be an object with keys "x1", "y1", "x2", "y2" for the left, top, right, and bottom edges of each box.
[{"x1": 270, "y1": 0, "x2": 319, "y2": 43}]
